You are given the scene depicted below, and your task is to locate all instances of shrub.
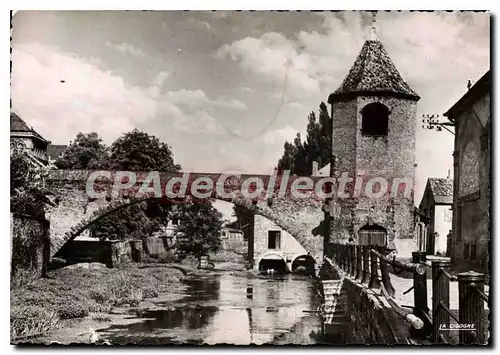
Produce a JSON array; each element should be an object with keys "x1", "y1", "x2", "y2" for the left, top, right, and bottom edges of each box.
[
  {"x1": 156, "y1": 251, "x2": 178, "y2": 264},
  {"x1": 56, "y1": 302, "x2": 88, "y2": 319}
]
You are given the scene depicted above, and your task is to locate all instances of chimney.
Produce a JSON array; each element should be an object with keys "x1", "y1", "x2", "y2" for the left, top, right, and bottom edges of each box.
[{"x1": 447, "y1": 169, "x2": 451, "y2": 179}]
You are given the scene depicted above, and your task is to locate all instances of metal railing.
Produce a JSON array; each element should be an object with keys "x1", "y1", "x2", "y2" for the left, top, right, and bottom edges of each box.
[{"x1": 325, "y1": 242, "x2": 489, "y2": 345}]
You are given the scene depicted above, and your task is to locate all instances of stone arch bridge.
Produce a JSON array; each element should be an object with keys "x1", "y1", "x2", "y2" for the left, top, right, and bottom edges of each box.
[{"x1": 45, "y1": 170, "x2": 330, "y2": 263}]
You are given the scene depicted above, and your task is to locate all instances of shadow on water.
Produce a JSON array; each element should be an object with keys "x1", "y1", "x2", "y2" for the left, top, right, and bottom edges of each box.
[
  {"x1": 97, "y1": 272, "x2": 331, "y2": 345},
  {"x1": 98, "y1": 305, "x2": 218, "y2": 345}
]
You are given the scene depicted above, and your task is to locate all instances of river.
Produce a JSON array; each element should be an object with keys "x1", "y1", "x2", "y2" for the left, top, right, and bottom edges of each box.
[{"x1": 95, "y1": 270, "x2": 330, "y2": 345}]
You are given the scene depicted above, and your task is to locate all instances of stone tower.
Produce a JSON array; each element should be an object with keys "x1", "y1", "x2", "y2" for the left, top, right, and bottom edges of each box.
[{"x1": 326, "y1": 27, "x2": 420, "y2": 256}]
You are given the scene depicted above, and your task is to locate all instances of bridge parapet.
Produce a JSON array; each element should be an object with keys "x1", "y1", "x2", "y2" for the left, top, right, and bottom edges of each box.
[{"x1": 45, "y1": 170, "x2": 325, "y2": 261}]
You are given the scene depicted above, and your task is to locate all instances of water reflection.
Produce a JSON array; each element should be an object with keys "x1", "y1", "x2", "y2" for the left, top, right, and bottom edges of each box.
[{"x1": 98, "y1": 272, "x2": 327, "y2": 345}]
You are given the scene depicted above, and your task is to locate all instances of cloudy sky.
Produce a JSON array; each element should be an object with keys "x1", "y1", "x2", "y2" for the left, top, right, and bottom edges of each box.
[{"x1": 11, "y1": 11, "x2": 490, "y2": 205}]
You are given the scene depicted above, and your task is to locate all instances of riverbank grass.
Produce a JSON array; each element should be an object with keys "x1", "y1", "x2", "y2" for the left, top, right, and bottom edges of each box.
[{"x1": 11, "y1": 264, "x2": 184, "y2": 341}]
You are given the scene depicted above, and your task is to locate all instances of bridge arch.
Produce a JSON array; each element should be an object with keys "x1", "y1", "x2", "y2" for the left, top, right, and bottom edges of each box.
[
  {"x1": 290, "y1": 254, "x2": 316, "y2": 274},
  {"x1": 45, "y1": 170, "x2": 325, "y2": 262},
  {"x1": 256, "y1": 252, "x2": 287, "y2": 273}
]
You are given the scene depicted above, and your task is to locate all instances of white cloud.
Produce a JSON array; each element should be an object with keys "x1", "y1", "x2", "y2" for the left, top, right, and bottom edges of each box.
[
  {"x1": 148, "y1": 71, "x2": 170, "y2": 97},
  {"x1": 215, "y1": 12, "x2": 489, "y2": 105},
  {"x1": 106, "y1": 41, "x2": 146, "y2": 57},
  {"x1": 287, "y1": 102, "x2": 305, "y2": 109},
  {"x1": 163, "y1": 89, "x2": 247, "y2": 111},
  {"x1": 215, "y1": 32, "x2": 321, "y2": 101},
  {"x1": 11, "y1": 43, "x2": 242, "y2": 145},
  {"x1": 11, "y1": 43, "x2": 157, "y2": 144}
]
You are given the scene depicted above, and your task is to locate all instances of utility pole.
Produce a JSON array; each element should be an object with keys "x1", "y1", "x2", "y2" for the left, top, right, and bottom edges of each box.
[{"x1": 422, "y1": 114, "x2": 455, "y2": 135}]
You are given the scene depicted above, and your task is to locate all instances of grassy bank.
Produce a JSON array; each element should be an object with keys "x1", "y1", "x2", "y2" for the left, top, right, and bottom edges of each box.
[{"x1": 10, "y1": 264, "x2": 184, "y2": 341}]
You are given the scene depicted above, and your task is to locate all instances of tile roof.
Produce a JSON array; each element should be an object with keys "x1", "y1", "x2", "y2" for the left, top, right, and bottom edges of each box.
[
  {"x1": 10, "y1": 112, "x2": 31, "y2": 132},
  {"x1": 428, "y1": 178, "x2": 453, "y2": 204},
  {"x1": 328, "y1": 39, "x2": 420, "y2": 104},
  {"x1": 10, "y1": 112, "x2": 49, "y2": 143}
]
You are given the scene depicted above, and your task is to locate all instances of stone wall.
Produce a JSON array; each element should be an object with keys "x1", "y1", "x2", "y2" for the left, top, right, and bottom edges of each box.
[
  {"x1": 451, "y1": 91, "x2": 490, "y2": 272},
  {"x1": 44, "y1": 170, "x2": 325, "y2": 263},
  {"x1": 253, "y1": 214, "x2": 311, "y2": 270},
  {"x1": 329, "y1": 96, "x2": 418, "y2": 259}
]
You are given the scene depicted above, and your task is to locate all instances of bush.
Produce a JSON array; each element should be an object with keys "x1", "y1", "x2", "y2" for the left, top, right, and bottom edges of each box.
[{"x1": 56, "y1": 302, "x2": 88, "y2": 319}]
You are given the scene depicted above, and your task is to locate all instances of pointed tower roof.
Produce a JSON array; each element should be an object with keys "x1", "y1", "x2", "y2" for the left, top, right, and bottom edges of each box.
[{"x1": 328, "y1": 36, "x2": 420, "y2": 104}]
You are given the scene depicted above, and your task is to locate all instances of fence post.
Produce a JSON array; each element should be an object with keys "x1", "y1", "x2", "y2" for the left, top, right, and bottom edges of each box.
[
  {"x1": 368, "y1": 247, "x2": 380, "y2": 290},
  {"x1": 378, "y1": 246, "x2": 395, "y2": 297},
  {"x1": 432, "y1": 260, "x2": 451, "y2": 343},
  {"x1": 458, "y1": 271, "x2": 486, "y2": 345},
  {"x1": 350, "y1": 243, "x2": 357, "y2": 277},
  {"x1": 361, "y1": 246, "x2": 370, "y2": 285},
  {"x1": 355, "y1": 245, "x2": 363, "y2": 281},
  {"x1": 339, "y1": 244, "x2": 345, "y2": 271},
  {"x1": 346, "y1": 243, "x2": 352, "y2": 274},
  {"x1": 412, "y1": 251, "x2": 429, "y2": 332}
]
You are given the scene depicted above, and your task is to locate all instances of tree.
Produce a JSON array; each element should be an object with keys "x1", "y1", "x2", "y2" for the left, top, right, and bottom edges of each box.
[
  {"x1": 90, "y1": 130, "x2": 181, "y2": 252},
  {"x1": 317, "y1": 102, "x2": 332, "y2": 168},
  {"x1": 292, "y1": 133, "x2": 309, "y2": 176},
  {"x1": 89, "y1": 201, "x2": 162, "y2": 242},
  {"x1": 55, "y1": 132, "x2": 108, "y2": 170},
  {"x1": 57, "y1": 130, "x2": 181, "y2": 253},
  {"x1": 277, "y1": 141, "x2": 296, "y2": 174},
  {"x1": 174, "y1": 200, "x2": 223, "y2": 261},
  {"x1": 10, "y1": 140, "x2": 55, "y2": 275},
  {"x1": 107, "y1": 129, "x2": 181, "y2": 172},
  {"x1": 10, "y1": 140, "x2": 53, "y2": 219},
  {"x1": 275, "y1": 102, "x2": 332, "y2": 176}
]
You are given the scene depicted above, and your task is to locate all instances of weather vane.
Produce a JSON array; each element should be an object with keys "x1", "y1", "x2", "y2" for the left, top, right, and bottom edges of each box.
[{"x1": 422, "y1": 114, "x2": 455, "y2": 135}]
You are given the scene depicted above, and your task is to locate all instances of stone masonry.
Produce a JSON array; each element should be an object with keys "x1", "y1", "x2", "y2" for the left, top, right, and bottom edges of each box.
[
  {"x1": 44, "y1": 170, "x2": 325, "y2": 263},
  {"x1": 326, "y1": 37, "x2": 420, "y2": 259},
  {"x1": 253, "y1": 214, "x2": 310, "y2": 271}
]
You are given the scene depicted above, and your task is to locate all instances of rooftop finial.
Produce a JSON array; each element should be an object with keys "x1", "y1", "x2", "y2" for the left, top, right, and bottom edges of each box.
[{"x1": 369, "y1": 11, "x2": 379, "y2": 41}]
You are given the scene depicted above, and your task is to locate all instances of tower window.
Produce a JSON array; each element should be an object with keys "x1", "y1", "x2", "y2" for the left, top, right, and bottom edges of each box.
[{"x1": 361, "y1": 102, "x2": 389, "y2": 136}]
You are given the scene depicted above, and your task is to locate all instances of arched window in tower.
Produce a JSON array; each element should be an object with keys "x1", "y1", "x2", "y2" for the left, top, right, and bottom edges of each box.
[{"x1": 361, "y1": 102, "x2": 390, "y2": 136}]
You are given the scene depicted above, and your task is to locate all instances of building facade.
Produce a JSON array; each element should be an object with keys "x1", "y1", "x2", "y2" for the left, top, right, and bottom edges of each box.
[
  {"x1": 10, "y1": 112, "x2": 51, "y2": 166},
  {"x1": 326, "y1": 30, "x2": 419, "y2": 258},
  {"x1": 253, "y1": 214, "x2": 311, "y2": 272},
  {"x1": 418, "y1": 178, "x2": 453, "y2": 256},
  {"x1": 220, "y1": 227, "x2": 244, "y2": 250},
  {"x1": 444, "y1": 70, "x2": 490, "y2": 272}
]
